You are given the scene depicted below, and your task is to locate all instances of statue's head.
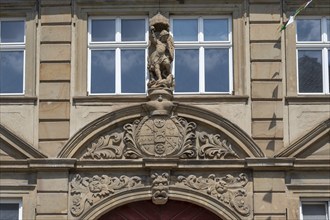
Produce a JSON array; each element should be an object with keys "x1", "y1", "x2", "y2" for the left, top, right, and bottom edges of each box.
[{"x1": 159, "y1": 30, "x2": 169, "y2": 41}]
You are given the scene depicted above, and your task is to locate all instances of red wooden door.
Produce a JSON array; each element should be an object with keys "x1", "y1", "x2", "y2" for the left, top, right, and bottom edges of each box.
[{"x1": 98, "y1": 200, "x2": 221, "y2": 220}]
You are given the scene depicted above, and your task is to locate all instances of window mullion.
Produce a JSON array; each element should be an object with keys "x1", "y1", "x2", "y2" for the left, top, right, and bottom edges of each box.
[
  {"x1": 116, "y1": 48, "x2": 121, "y2": 94},
  {"x1": 323, "y1": 48, "x2": 329, "y2": 94},
  {"x1": 116, "y1": 17, "x2": 121, "y2": 42},
  {"x1": 200, "y1": 47, "x2": 205, "y2": 93}
]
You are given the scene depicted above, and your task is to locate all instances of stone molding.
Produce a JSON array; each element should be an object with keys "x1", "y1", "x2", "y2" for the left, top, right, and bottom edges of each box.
[
  {"x1": 69, "y1": 172, "x2": 251, "y2": 219},
  {"x1": 0, "y1": 124, "x2": 47, "y2": 159},
  {"x1": 275, "y1": 119, "x2": 330, "y2": 158}
]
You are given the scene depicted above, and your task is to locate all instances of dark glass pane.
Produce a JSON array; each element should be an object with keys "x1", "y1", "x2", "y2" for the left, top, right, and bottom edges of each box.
[
  {"x1": 204, "y1": 19, "x2": 228, "y2": 41},
  {"x1": 0, "y1": 51, "x2": 24, "y2": 93},
  {"x1": 173, "y1": 19, "x2": 198, "y2": 41},
  {"x1": 1, "y1": 21, "x2": 24, "y2": 43},
  {"x1": 327, "y1": 19, "x2": 330, "y2": 41},
  {"x1": 298, "y1": 50, "x2": 323, "y2": 93},
  {"x1": 90, "y1": 50, "x2": 115, "y2": 93},
  {"x1": 297, "y1": 19, "x2": 321, "y2": 41},
  {"x1": 121, "y1": 49, "x2": 145, "y2": 93},
  {"x1": 175, "y1": 49, "x2": 199, "y2": 92},
  {"x1": 205, "y1": 48, "x2": 229, "y2": 92},
  {"x1": 122, "y1": 19, "x2": 145, "y2": 41},
  {"x1": 91, "y1": 20, "x2": 115, "y2": 42},
  {"x1": 302, "y1": 204, "x2": 327, "y2": 220},
  {"x1": 0, "y1": 203, "x2": 19, "y2": 220}
]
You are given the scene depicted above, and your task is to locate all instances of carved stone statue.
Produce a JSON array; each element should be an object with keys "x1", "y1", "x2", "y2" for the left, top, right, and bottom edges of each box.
[{"x1": 148, "y1": 13, "x2": 174, "y2": 89}]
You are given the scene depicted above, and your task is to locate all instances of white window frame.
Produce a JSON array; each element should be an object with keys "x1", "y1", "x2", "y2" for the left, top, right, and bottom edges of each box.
[
  {"x1": 296, "y1": 16, "x2": 330, "y2": 95},
  {"x1": 0, "y1": 18, "x2": 26, "y2": 96},
  {"x1": 300, "y1": 200, "x2": 330, "y2": 220},
  {"x1": 170, "y1": 16, "x2": 233, "y2": 95},
  {"x1": 87, "y1": 16, "x2": 148, "y2": 95},
  {"x1": 0, "y1": 198, "x2": 23, "y2": 220}
]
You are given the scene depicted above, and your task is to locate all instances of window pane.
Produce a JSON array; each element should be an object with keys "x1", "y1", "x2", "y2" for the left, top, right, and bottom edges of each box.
[
  {"x1": 0, "y1": 51, "x2": 24, "y2": 93},
  {"x1": 173, "y1": 19, "x2": 198, "y2": 41},
  {"x1": 297, "y1": 19, "x2": 321, "y2": 41},
  {"x1": 1, "y1": 21, "x2": 24, "y2": 43},
  {"x1": 327, "y1": 19, "x2": 330, "y2": 41},
  {"x1": 205, "y1": 49, "x2": 229, "y2": 92},
  {"x1": 122, "y1": 19, "x2": 145, "y2": 41},
  {"x1": 0, "y1": 203, "x2": 19, "y2": 220},
  {"x1": 175, "y1": 49, "x2": 199, "y2": 92},
  {"x1": 90, "y1": 50, "x2": 115, "y2": 93},
  {"x1": 298, "y1": 50, "x2": 323, "y2": 93},
  {"x1": 121, "y1": 49, "x2": 145, "y2": 93},
  {"x1": 204, "y1": 19, "x2": 228, "y2": 41},
  {"x1": 91, "y1": 20, "x2": 115, "y2": 42},
  {"x1": 302, "y1": 204, "x2": 327, "y2": 220}
]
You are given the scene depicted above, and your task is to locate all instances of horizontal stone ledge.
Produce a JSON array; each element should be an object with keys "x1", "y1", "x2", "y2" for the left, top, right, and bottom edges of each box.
[
  {"x1": 28, "y1": 159, "x2": 76, "y2": 169},
  {"x1": 285, "y1": 96, "x2": 330, "y2": 105},
  {"x1": 286, "y1": 184, "x2": 330, "y2": 191},
  {"x1": 0, "y1": 185, "x2": 36, "y2": 191},
  {"x1": 0, "y1": 96, "x2": 37, "y2": 105},
  {"x1": 246, "y1": 158, "x2": 295, "y2": 168}
]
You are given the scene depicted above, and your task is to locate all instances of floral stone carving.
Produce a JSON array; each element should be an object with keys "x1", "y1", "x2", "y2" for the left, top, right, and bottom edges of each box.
[
  {"x1": 81, "y1": 117, "x2": 240, "y2": 160},
  {"x1": 70, "y1": 174, "x2": 142, "y2": 217},
  {"x1": 151, "y1": 172, "x2": 170, "y2": 205},
  {"x1": 177, "y1": 173, "x2": 250, "y2": 216}
]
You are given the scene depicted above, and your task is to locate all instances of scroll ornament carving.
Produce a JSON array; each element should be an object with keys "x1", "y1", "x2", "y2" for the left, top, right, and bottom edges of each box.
[
  {"x1": 177, "y1": 173, "x2": 250, "y2": 216},
  {"x1": 82, "y1": 117, "x2": 240, "y2": 160},
  {"x1": 70, "y1": 174, "x2": 142, "y2": 217},
  {"x1": 151, "y1": 172, "x2": 170, "y2": 205}
]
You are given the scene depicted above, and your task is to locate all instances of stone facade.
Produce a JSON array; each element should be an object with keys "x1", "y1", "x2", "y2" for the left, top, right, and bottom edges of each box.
[{"x1": 0, "y1": 0, "x2": 329, "y2": 219}]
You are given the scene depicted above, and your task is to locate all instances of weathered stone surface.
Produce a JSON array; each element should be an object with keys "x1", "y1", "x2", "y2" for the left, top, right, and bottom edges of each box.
[
  {"x1": 250, "y1": 4, "x2": 281, "y2": 21},
  {"x1": 254, "y1": 172, "x2": 285, "y2": 192},
  {"x1": 252, "y1": 82, "x2": 283, "y2": 99},
  {"x1": 251, "y1": 62, "x2": 282, "y2": 80},
  {"x1": 39, "y1": 102, "x2": 70, "y2": 119},
  {"x1": 40, "y1": 44, "x2": 71, "y2": 61},
  {"x1": 41, "y1": 26, "x2": 71, "y2": 42},
  {"x1": 252, "y1": 101, "x2": 283, "y2": 119},
  {"x1": 252, "y1": 121, "x2": 283, "y2": 138},
  {"x1": 37, "y1": 193, "x2": 68, "y2": 214},
  {"x1": 39, "y1": 141, "x2": 67, "y2": 158},
  {"x1": 254, "y1": 193, "x2": 287, "y2": 214},
  {"x1": 40, "y1": 0, "x2": 71, "y2": 6},
  {"x1": 38, "y1": 172, "x2": 68, "y2": 192},
  {"x1": 36, "y1": 215, "x2": 67, "y2": 220},
  {"x1": 250, "y1": 24, "x2": 281, "y2": 41},
  {"x1": 40, "y1": 63, "x2": 71, "y2": 81},
  {"x1": 0, "y1": 173, "x2": 31, "y2": 185},
  {"x1": 39, "y1": 121, "x2": 70, "y2": 140},
  {"x1": 289, "y1": 171, "x2": 330, "y2": 185},
  {"x1": 254, "y1": 216, "x2": 286, "y2": 220},
  {"x1": 39, "y1": 82, "x2": 70, "y2": 100},
  {"x1": 41, "y1": 6, "x2": 71, "y2": 23},
  {"x1": 254, "y1": 139, "x2": 283, "y2": 157},
  {"x1": 251, "y1": 43, "x2": 281, "y2": 60}
]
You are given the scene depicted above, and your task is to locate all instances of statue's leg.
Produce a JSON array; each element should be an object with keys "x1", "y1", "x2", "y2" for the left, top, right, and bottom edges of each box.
[{"x1": 155, "y1": 64, "x2": 162, "y2": 80}]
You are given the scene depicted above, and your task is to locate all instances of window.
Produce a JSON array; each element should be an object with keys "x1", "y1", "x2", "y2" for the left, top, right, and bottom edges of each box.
[
  {"x1": 0, "y1": 19, "x2": 25, "y2": 95},
  {"x1": 301, "y1": 201, "x2": 330, "y2": 220},
  {"x1": 88, "y1": 17, "x2": 148, "y2": 95},
  {"x1": 171, "y1": 16, "x2": 232, "y2": 94},
  {"x1": 0, "y1": 198, "x2": 22, "y2": 220},
  {"x1": 296, "y1": 17, "x2": 330, "y2": 94}
]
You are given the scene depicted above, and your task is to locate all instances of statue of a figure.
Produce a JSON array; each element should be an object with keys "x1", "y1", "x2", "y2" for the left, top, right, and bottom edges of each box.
[{"x1": 148, "y1": 14, "x2": 174, "y2": 89}]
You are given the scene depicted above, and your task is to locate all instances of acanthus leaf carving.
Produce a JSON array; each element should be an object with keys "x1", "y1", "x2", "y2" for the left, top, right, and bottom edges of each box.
[
  {"x1": 70, "y1": 174, "x2": 143, "y2": 217},
  {"x1": 177, "y1": 173, "x2": 250, "y2": 216},
  {"x1": 83, "y1": 133, "x2": 124, "y2": 159},
  {"x1": 197, "y1": 132, "x2": 239, "y2": 159}
]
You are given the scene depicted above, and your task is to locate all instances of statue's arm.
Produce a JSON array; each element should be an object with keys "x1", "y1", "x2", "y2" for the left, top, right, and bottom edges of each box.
[{"x1": 149, "y1": 26, "x2": 157, "y2": 44}]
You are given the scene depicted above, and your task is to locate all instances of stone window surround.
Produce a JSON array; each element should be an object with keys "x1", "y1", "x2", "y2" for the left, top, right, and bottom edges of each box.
[
  {"x1": 73, "y1": 1, "x2": 248, "y2": 102},
  {"x1": 0, "y1": 5, "x2": 37, "y2": 102},
  {"x1": 285, "y1": 6, "x2": 330, "y2": 98},
  {"x1": 300, "y1": 199, "x2": 330, "y2": 220},
  {"x1": 0, "y1": 197, "x2": 23, "y2": 220}
]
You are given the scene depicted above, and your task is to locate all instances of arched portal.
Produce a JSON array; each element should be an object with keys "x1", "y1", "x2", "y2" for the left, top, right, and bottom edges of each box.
[{"x1": 98, "y1": 200, "x2": 221, "y2": 220}]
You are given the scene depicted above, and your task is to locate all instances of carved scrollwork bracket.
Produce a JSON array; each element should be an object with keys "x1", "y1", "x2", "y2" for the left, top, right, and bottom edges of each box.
[
  {"x1": 177, "y1": 173, "x2": 250, "y2": 216},
  {"x1": 70, "y1": 174, "x2": 143, "y2": 217}
]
